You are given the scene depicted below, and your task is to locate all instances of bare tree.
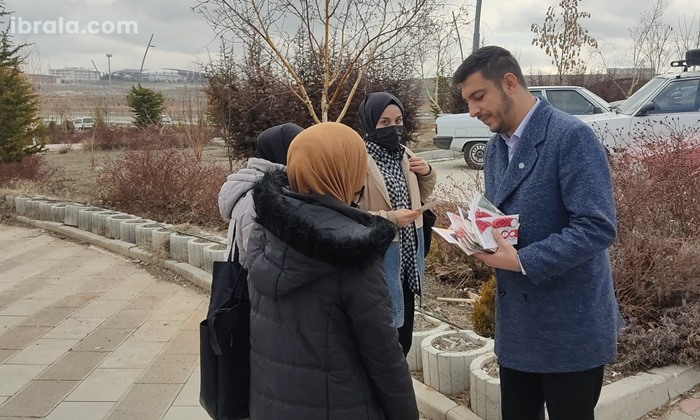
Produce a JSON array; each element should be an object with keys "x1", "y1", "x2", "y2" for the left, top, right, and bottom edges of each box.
[
  {"x1": 182, "y1": 82, "x2": 215, "y2": 162},
  {"x1": 194, "y1": 0, "x2": 442, "y2": 123},
  {"x1": 531, "y1": 0, "x2": 598, "y2": 85},
  {"x1": 628, "y1": 0, "x2": 673, "y2": 94},
  {"x1": 674, "y1": 14, "x2": 700, "y2": 60},
  {"x1": 416, "y1": 4, "x2": 471, "y2": 116}
]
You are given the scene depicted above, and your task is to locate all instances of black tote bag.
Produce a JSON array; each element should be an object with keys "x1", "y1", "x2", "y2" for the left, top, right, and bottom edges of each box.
[
  {"x1": 200, "y1": 232, "x2": 251, "y2": 420},
  {"x1": 422, "y1": 207, "x2": 437, "y2": 257}
]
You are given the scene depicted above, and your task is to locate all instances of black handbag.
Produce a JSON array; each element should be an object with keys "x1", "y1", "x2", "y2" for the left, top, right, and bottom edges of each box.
[
  {"x1": 422, "y1": 207, "x2": 437, "y2": 257},
  {"x1": 200, "y1": 231, "x2": 251, "y2": 420}
]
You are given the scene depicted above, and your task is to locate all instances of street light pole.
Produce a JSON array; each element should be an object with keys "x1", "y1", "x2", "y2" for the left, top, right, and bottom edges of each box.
[
  {"x1": 472, "y1": 0, "x2": 483, "y2": 53},
  {"x1": 139, "y1": 34, "x2": 155, "y2": 83},
  {"x1": 106, "y1": 53, "x2": 112, "y2": 88}
]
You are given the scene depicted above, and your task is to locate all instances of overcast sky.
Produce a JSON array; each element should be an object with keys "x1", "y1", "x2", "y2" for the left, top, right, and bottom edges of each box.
[{"x1": 3, "y1": 0, "x2": 698, "y2": 76}]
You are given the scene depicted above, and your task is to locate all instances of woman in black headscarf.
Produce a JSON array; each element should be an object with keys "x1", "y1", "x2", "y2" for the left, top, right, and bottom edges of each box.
[
  {"x1": 357, "y1": 92, "x2": 437, "y2": 356},
  {"x1": 218, "y1": 123, "x2": 303, "y2": 265}
]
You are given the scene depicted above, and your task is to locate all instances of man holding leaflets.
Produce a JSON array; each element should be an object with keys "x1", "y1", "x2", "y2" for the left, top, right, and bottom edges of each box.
[{"x1": 450, "y1": 46, "x2": 623, "y2": 420}]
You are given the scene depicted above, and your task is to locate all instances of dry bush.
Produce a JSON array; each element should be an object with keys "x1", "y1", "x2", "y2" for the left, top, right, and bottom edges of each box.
[
  {"x1": 96, "y1": 148, "x2": 228, "y2": 228},
  {"x1": 0, "y1": 155, "x2": 64, "y2": 191},
  {"x1": 470, "y1": 276, "x2": 496, "y2": 338},
  {"x1": 610, "y1": 124, "x2": 700, "y2": 370},
  {"x1": 426, "y1": 174, "x2": 493, "y2": 292}
]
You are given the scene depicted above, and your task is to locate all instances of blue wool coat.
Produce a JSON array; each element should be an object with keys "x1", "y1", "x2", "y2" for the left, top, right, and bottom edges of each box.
[{"x1": 484, "y1": 99, "x2": 623, "y2": 373}]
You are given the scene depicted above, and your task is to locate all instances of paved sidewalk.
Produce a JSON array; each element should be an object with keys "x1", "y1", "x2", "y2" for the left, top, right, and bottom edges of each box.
[{"x1": 0, "y1": 224, "x2": 210, "y2": 420}]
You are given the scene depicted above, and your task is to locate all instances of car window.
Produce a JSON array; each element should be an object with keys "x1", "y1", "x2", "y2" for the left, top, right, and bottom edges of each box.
[
  {"x1": 648, "y1": 79, "x2": 700, "y2": 114},
  {"x1": 618, "y1": 77, "x2": 666, "y2": 115},
  {"x1": 529, "y1": 90, "x2": 544, "y2": 99},
  {"x1": 545, "y1": 90, "x2": 596, "y2": 115}
]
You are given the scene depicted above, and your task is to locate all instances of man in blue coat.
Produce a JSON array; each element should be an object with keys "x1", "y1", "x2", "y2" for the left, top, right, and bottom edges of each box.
[{"x1": 452, "y1": 46, "x2": 623, "y2": 420}]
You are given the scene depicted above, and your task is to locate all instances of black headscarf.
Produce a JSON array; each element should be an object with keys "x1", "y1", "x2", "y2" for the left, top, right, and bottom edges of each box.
[
  {"x1": 358, "y1": 92, "x2": 405, "y2": 138},
  {"x1": 256, "y1": 123, "x2": 304, "y2": 165}
]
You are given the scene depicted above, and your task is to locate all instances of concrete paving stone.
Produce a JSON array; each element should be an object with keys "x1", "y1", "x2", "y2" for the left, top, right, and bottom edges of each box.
[
  {"x1": 121, "y1": 292, "x2": 171, "y2": 311},
  {"x1": 33, "y1": 261, "x2": 82, "y2": 282},
  {"x1": 150, "y1": 294, "x2": 202, "y2": 321},
  {"x1": 75, "y1": 277, "x2": 123, "y2": 293},
  {"x1": 71, "y1": 299, "x2": 128, "y2": 319},
  {"x1": 680, "y1": 398, "x2": 700, "y2": 414},
  {"x1": 72, "y1": 327, "x2": 134, "y2": 352},
  {"x1": 0, "y1": 296, "x2": 17, "y2": 311},
  {"x1": 0, "y1": 236, "x2": 47, "y2": 265},
  {"x1": 130, "y1": 319, "x2": 184, "y2": 342},
  {"x1": 42, "y1": 317, "x2": 105, "y2": 340},
  {"x1": 137, "y1": 353, "x2": 198, "y2": 384},
  {"x1": 44, "y1": 401, "x2": 115, "y2": 420},
  {"x1": 71, "y1": 258, "x2": 124, "y2": 275},
  {"x1": 0, "y1": 380, "x2": 78, "y2": 418},
  {"x1": 0, "y1": 261, "x2": 25, "y2": 278},
  {"x1": 0, "y1": 276, "x2": 46, "y2": 295},
  {"x1": 99, "y1": 340, "x2": 166, "y2": 369},
  {"x1": 141, "y1": 280, "x2": 181, "y2": 295},
  {"x1": 0, "y1": 298, "x2": 58, "y2": 317},
  {"x1": 25, "y1": 284, "x2": 80, "y2": 300},
  {"x1": 18, "y1": 307, "x2": 76, "y2": 327},
  {"x1": 37, "y1": 351, "x2": 108, "y2": 380},
  {"x1": 667, "y1": 411, "x2": 697, "y2": 420},
  {"x1": 180, "y1": 304, "x2": 206, "y2": 332},
  {"x1": 0, "y1": 258, "x2": 68, "y2": 284},
  {"x1": 101, "y1": 309, "x2": 151, "y2": 330},
  {"x1": 0, "y1": 364, "x2": 48, "y2": 396},
  {"x1": 66, "y1": 368, "x2": 142, "y2": 402},
  {"x1": 104, "y1": 383, "x2": 181, "y2": 420},
  {"x1": 49, "y1": 292, "x2": 101, "y2": 308},
  {"x1": 0, "y1": 316, "x2": 25, "y2": 333},
  {"x1": 163, "y1": 330, "x2": 199, "y2": 356},
  {"x1": 97, "y1": 285, "x2": 145, "y2": 301},
  {"x1": 162, "y1": 405, "x2": 211, "y2": 420},
  {"x1": 7, "y1": 338, "x2": 79, "y2": 365},
  {"x1": 0, "y1": 349, "x2": 17, "y2": 364},
  {"x1": 172, "y1": 366, "x2": 200, "y2": 406},
  {"x1": 0, "y1": 326, "x2": 51, "y2": 350},
  {"x1": 0, "y1": 397, "x2": 6, "y2": 406}
]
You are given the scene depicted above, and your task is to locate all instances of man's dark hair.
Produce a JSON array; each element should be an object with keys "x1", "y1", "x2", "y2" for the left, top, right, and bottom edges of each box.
[{"x1": 452, "y1": 46, "x2": 528, "y2": 89}]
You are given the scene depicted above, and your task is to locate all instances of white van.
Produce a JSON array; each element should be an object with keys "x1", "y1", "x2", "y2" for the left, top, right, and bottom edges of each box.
[{"x1": 73, "y1": 117, "x2": 94, "y2": 130}]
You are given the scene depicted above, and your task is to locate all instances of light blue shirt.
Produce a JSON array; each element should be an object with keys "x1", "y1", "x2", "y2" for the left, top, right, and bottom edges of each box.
[
  {"x1": 500, "y1": 98, "x2": 540, "y2": 162},
  {"x1": 498, "y1": 97, "x2": 539, "y2": 275}
]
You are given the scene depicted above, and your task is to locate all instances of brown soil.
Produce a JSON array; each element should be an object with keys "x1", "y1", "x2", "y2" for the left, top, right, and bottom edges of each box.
[
  {"x1": 483, "y1": 360, "x2": 500, "y2": 378},
  {"x1": 414, "y1": 313, "x2": 439, "y2": 331}
]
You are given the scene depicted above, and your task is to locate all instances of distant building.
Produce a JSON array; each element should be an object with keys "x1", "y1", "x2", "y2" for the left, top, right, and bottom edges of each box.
[
  {"x1": 50, "y1": 67, "x2": 100, "y2": 83},
  {"x1": 141, "y1": 68, "x2": 186, "y2": 83},
  {"x1": 22, "y1": 73, "x2": 62, "y2": 85}
]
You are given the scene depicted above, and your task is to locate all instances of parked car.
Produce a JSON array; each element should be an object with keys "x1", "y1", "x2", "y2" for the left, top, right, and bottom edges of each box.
[
  {"x1": 578, "y1": 49, "x2": 700, "y2": 153},
  {"x1": 433, "y1": 86, "x2": 611, "y2": 169},
  {"x1": 73, "y1": 117, "x2": 94, "y2": 130}
]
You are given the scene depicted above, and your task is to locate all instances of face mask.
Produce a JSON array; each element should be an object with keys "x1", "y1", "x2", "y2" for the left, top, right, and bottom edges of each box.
[{"x1": 371, "y1": 125, "x2": 404, "y2": 152}]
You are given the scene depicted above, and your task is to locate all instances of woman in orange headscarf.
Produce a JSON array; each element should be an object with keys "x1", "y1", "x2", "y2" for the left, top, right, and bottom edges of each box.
[{"x1": 244, "y1": 122, "x2": 419, "y2": 420}]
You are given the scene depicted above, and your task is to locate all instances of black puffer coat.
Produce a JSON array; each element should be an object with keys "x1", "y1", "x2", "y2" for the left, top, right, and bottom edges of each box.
[{"x1": 245, "y1": 170, "x2": 419, "y2": 420}]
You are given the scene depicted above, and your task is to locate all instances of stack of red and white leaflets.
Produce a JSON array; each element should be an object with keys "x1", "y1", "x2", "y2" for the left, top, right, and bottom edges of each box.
[{"x1": 432, "y1": 193, "x2": 520, "y2": 255}]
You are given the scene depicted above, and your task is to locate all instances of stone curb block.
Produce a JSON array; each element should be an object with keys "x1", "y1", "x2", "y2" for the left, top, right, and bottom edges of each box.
[
  {"x1": 92, "y1": 210, "x2": 121, "y2": 236},
  {"x1": 120, "y1": 219, "x2": 151, "y2": 244},
  {"x1": 151, "y1": 228, "x2": 173, "y2": 255},
  {"x1": 408, "y1": 314, "x2": 450, "y2": 371},
  {"x1": 594, "y1": 366, "x2": 700, "y2": 419},
  {"x1": 4, "y1": 194, "x2": 15, "y2": 209},
  {"x1": 170, "y1": 232, "x2": 194, "y2": 262},
  {"x1": 77, "y1": 207, "x2": 103, "y2": 232},
  {"x1": 469, "y1": 353, "x2": 500, "y2": 420},
  {"x1": 188, "y1": 238, "x2": 212, "y2": 270},
  {"x1": 413, "y1": 379, "x2": 482, "y2": 420},
  {"x1": 105, "y1": 214, "x2": 137, "y2": 239},
  {"x1": 135, "y1": 223, "x2": 162, "y2": 248},
  {"x1": 203, "y1": 242, "x2": 228, "y2": 274},
  {"x1": 163, "y1": 260, "x2": 212, "y2": 291},
  {"x1": 64, "y1": 204, "x2": 86, "y2": 226},
  {"x1": 422, "y1": 330, "x2": 494, "y2": 395},
  {"x1": 14, "y1": 196, "x2": 30, "y2": 215}
]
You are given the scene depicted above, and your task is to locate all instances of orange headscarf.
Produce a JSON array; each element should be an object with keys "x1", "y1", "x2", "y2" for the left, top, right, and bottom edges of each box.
[{"x1": 287, "y1": 122, "x2": 367, "y2": 205}]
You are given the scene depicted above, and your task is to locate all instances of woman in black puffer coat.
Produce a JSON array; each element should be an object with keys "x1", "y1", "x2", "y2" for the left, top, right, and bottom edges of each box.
[{"x1": 245, "y1": 122, "x2": 419, "y2": 420}]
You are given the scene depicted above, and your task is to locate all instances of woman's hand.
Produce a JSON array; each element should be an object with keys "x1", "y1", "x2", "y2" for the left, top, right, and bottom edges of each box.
[
  {"x1": 394, "y1": 209, "x2": 421, "y2": 228},
  {"x1": 409, "y1": 157, "x2": 431, "y2": 176}
]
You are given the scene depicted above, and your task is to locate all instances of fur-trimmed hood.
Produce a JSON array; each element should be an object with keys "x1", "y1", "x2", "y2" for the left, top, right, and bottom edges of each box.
[{"x1": 247, "y1": 170, "x2": 397, "y2": 297}]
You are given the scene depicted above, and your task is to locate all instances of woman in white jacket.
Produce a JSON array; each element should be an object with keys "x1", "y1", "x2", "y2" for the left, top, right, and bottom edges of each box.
[{"x1": 218, "y1": 123, "x2": 303, "y2": 266}]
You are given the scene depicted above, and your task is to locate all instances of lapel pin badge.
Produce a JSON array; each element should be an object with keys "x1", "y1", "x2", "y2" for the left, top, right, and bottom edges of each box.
[{"x1": 518, "y1": 162, "x2": 525, "y2": 169}]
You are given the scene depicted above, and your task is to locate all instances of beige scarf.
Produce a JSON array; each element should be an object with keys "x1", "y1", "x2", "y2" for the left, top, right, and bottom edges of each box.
[{"x1": 287, "y1": 122, "x2": 367, "y2": 205}]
